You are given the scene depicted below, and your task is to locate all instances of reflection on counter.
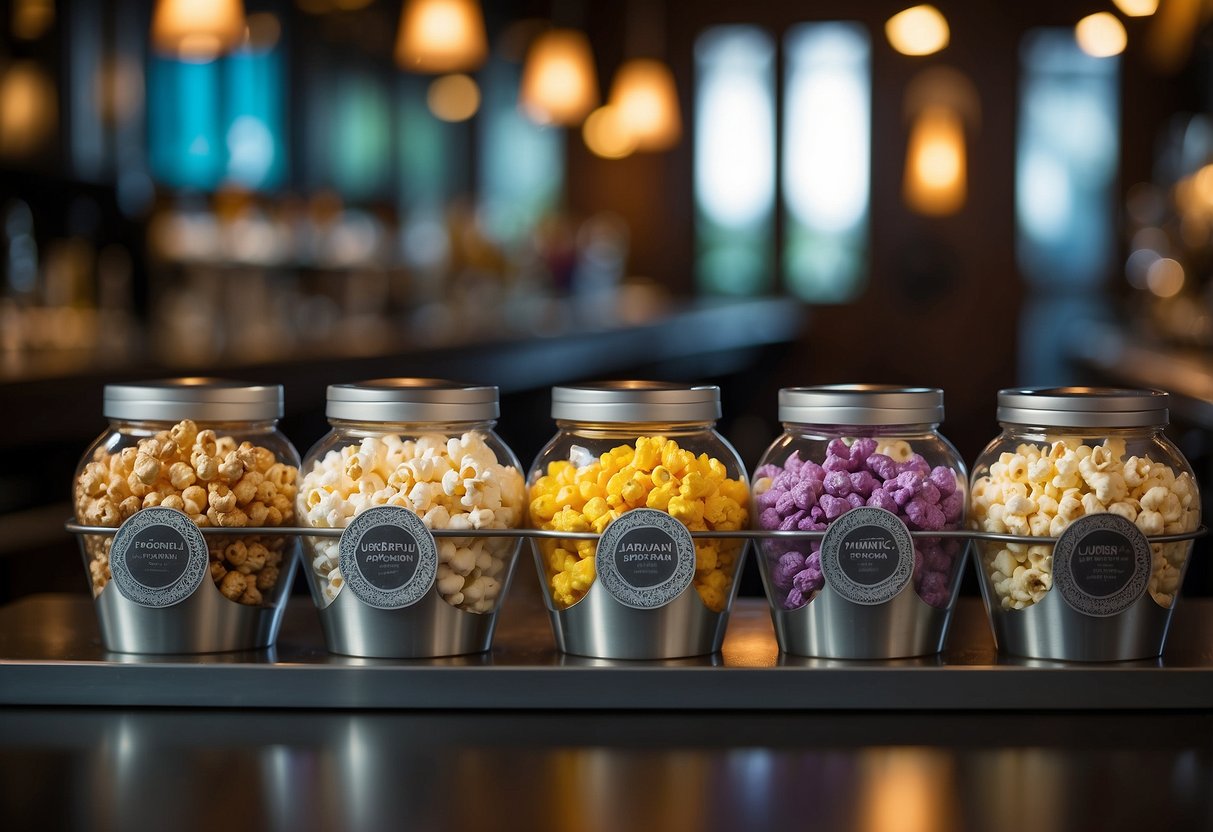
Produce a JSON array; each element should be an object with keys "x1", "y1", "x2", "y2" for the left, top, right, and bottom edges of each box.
[{"x1": 2, "y1": 710, "x2": 1210, "y2": 832}]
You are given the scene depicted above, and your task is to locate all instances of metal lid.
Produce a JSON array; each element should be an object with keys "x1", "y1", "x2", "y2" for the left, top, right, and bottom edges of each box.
[
  {"x1": 326, "y1": 378, "x2": 499, "y2": 423},
  {"x1": 997, "y1": 387, "x2": 1169, "y2": 428},
  {"x1": 778, "y1": 385, "x2": 945, "y2": 426},
  {"x1": 104, "y1": 378, "x2": 283, "y2": 422},
  {"x1": 551, "y1": 381, "x2": 721, "y2": 423}
]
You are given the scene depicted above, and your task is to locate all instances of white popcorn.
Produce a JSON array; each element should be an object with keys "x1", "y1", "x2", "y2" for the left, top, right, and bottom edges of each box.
[
  {"x1": 298, "y1": 430, "x2": 525, "y2": 611},
  {"x1": 974, "y1": 437, "x2": 1200, "y2": 611}
]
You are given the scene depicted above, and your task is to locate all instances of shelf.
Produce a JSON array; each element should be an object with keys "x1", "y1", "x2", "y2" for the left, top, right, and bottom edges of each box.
[{"x1": 3, "y1": 591, "x2": 1213, "y2": 710}]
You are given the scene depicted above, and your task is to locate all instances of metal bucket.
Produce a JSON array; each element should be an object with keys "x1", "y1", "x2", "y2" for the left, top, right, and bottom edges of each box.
[
  {"x1": 95, "y1": 553, "x2": 298, "y2": 654},
  {"x1": 316, "y1": 585, "x2": 501, "y2": 659},
  {"x1": 546, "y1": 579, "x2": 733, "y2": 660},
  {"x1": 765, "y1": 547, "x2": 967, "y2": 660},
  {"x1": 979, "y1": 579, "x2": 1175, "y2": 662}
]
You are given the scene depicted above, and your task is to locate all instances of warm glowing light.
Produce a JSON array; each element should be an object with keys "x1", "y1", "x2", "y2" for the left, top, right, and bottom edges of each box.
[
  {"x1": 395, "y1": 0, "x2": 487, "y2": 73},
  {"x1": 1076, "y1": 12, "x2": 1127, "y2": 58},
  {"x1": 860, "y1": 750, "x2": 955, "y2": 832},
  {"x1": 606, "y1": 58, "x2": 681, "y2": 151},
  {"x1": 885, "y1": 5, "x2": 950, "y2": 56},
  {"x1": 520, "y1": 29, "x2": 599, "y2": 126},
  {"x1": 152, "y1": 0, "x2": 246, "y2": 62},
  {"x1": 0, "y1": 61, "x2": 57, "y2": 158},
  {"x1": 12, "y1": 0, "x2": 54, "y2": 40},
  {"x1": 426, "y1": 73, "x2": 480, "y2": 122},
  {"x1": 1147, "y1": 257, "x2": 1185, "y2": 297},
  {"x1": 1113, "y1": 0, "x2": 1159, "y2": 16},
  {"x1": 904, "y1": 105, "x2": 966, "y2": 215},
  {"x1": 582, "y1": 105, "x2": 636, "y2": 159}
]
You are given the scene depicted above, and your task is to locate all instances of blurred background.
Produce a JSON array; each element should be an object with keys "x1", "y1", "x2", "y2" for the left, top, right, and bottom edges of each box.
[{"x1": 1, "y1": 0, "x2": 1211, "y2": 602}]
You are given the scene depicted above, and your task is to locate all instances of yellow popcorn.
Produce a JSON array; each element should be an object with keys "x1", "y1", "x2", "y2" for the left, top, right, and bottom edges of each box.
[{"x1": 529, "y1": 436, "x2": 749, "y2": 612}]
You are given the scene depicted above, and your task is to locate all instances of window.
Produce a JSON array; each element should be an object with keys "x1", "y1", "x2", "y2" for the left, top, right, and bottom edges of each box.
[
  {"x1": 783, "y1": 22, "x2": 870, "y2": 302},
  {"x1": 1016, "y1": 28, "x2": 1119, "y2": 290},
  {"x1": 694, "y1": 23, "x2": 871, "y2": 300},
  {"x1": 479, "y1": 58, "x2": 564, "y2": 244},
  {"x1": 694, "y1": 26, "x2": 776, "y2": 295},
  {"x1": 149, "y1": 42, "x2": 285, "y2": 191}
]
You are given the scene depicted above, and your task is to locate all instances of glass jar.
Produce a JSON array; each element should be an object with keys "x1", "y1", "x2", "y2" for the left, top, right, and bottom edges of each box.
[
  {"x1": 72, "y1": 378, "x2": 300, "y2": 654},
  {"x1": 752, "y1": 386, "x2": 967, "y2": 658},
  {"x1": 297, "y1": 379, "x2": 526, "y2": 657},
  {"x1": 971, "y1": 387, "x2": 1201, "y2": 661},
  {"x1": 527, "y1": 382, "x2": 749, "y2": 659}
]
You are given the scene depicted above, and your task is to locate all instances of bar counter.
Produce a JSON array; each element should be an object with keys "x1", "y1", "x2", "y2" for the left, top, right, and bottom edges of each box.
[{"x1": 2, "y1": 577, "x2": 1212, "y2": 829}]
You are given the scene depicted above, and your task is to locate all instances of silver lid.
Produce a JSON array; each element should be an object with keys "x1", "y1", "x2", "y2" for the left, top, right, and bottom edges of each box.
[
  {"x1": 104, "y1": 378, "x2": 283, "y2": 422},
  {"x1": 551, "y1": 381, "x2": 721, "y2": 423},
  {"x1": 778, "y1": 385, "x2": 945, "y2": 426},
  {"x1": 997, "y1": 387, "x2": 1169, "y2": 428},
  {"x1": 326, "y1": 378, "x2": 499, "y2": 423}
]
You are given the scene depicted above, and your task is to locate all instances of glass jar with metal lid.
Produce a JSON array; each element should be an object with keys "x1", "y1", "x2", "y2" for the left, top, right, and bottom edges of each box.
[
  {"x1": 970, "y1": 387, "x2": 1201, "y2": 661},
  {"x1": 296, "y1": 379, "x2": 526, "y2": 658},
  {"x1": 527, "y1": 381, "x2": 749, "y2": 659},
  {"x1": 71, "y1": 378, "x2": 300, "y2": 654},
  {"x1": 752, "y1": 385, "x2": 968, "y2": 659}
]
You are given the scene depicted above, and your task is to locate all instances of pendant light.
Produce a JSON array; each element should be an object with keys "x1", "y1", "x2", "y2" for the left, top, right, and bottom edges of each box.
[
  {"x1": 151, "y1": 0, "x2": 246, "y2": 62},
  {"x1": 606, "y1": 57, "x2": 680, "y2": 151},
  {"x1": 395, "y1": 0, "x2": 488, "y2": 73},
  {"x1": 519, "y1": 27, "x2": 599, "y2": 127},
  {"x1": 902, "y1": 67, "x2": 978, "y2": 216}
]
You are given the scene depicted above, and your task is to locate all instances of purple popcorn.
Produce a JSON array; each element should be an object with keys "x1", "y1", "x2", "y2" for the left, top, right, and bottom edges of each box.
[
  {"x1": 779, "y1": 510, "x2": 807, "y2": 531},
  {"x1": 823, "y1": 455, "x2": 854, "y2": 473},
  {"x1": 941, "y1": 491, "x2": 964, "y2": 524},
  {"x1": 819, "y1": 494, "x2": 850, "y2": 520},
  {"x1": 918, "y1": 481, "x2": 941, "y2": 506},
  {"x1": 756, "y1": 441, "x2": 964, "y2": 612},
  {"x1": 867, "y1": 489, "x2": 898, "y2": 512},
  {"x1": 755, "y1": 463, "x2": 781, "y2": 481},
  {"x1": 866, "y1": 453, "x2": 898, "y2": 482},
  {"x1": 930, "y1": 466, "x2": 958, "y2": 496},
  {"x1": 905, "y1": 498, "x2": 946, "y2": 531},
  {"x1": 850, "y1": 437, "x2": 878, "y2": 461},
  {"x1": 784, "y1": 587, "x2": 807, "y2": 610},
  {"x1": 897, "y1": 454, "x2": 931, "y2": 477},
  {"x1": 801, "y1": 460, "x2": 826, "y2": 482},
  {"x1": 925, "y1": 547, "x2": 953, "y2": 573},
  {"x1": 849, "y1": 470, "x2": 879, "y2": 497},
  {"x1": 823, "y1": 470, "x2": 852, "y2": 497},
  {"x1": 792, "y1": 567, "x2": 824, "y2": 595},
  {"x1": 760, "y1": 507, "x2": 783, "y2": 530},
  {"x1": 775, "y1": 491, "x2": 797, "y2": 515},
  {"x1": 826, "y1": 438, "x2": 851, "y2": 459},
  {"x1": 791, "y1": 480, "x2": 818, "y2": 510},
  {"x1": 774, "y1": 552, "x2": 806, "y2": 589}
]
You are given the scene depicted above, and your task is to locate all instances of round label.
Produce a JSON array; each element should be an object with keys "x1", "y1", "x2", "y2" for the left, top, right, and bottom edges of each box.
[
  {"x1": 339, "y1": 506, "x2": 438, "y2": 610},
  {"x1": 109, "y1": 507, "x2": 209, "y2": 608},
  {"x1": 820, "y1": 507, "x2": 915, "y2": 605},
  {"x1": 1054, "y1": 513, "x2": 1151, "y2": 617},
  {"x1": 596, "y1": 508, "x2": 696, "y2": 609}
]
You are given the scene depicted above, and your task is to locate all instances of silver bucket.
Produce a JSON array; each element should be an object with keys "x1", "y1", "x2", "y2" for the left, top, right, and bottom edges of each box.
[
  {"x1": 978, "y1": 578, "x2": 1175, "y2": 662},
  {"x1": 95, "y1": 551, "x2": 298, "y2": 654},
  {"x1": 316, "y1": 585, "x2": 501, "y2": 658},
  {"x1": 545, "y1": 579, "x2": 735, "y2": 660},
  {"x1": 769, "y1": 582, "x2": 955, "y2": 659}
]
